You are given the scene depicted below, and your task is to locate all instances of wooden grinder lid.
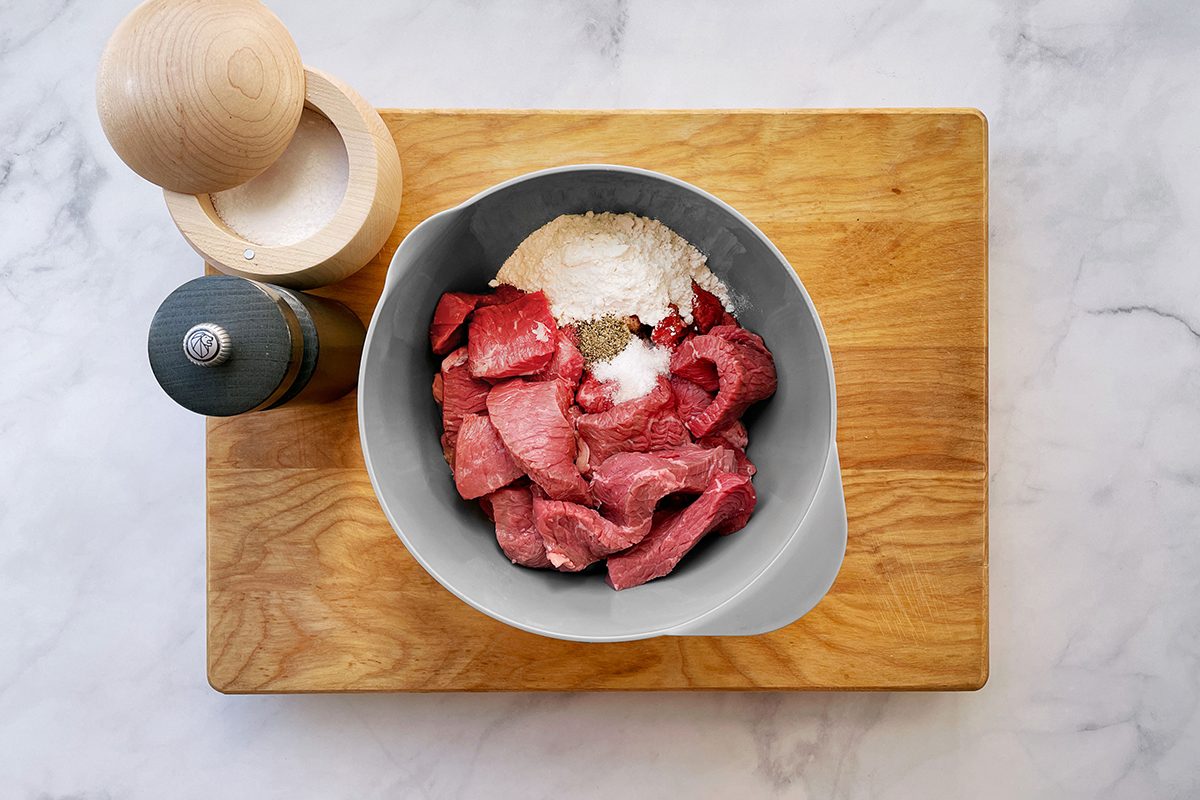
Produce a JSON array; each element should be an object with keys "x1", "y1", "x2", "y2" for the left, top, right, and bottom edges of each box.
[
  {"x1": 148, "y1": 276, "x2": 317, "y2": 416},
  {"x1": 96, "y1": 0, "x2": 305, "y2": 194}
]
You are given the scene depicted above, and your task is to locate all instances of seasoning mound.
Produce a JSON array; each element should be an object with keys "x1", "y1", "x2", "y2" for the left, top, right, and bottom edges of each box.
[
  {"x1": 577, "y1": 315, "x2": 632, "y2": 364},
  {"x1": 492, "y1": 211, "x2": 731, "y2": 327},
  {"x1": 591, "y1": 339, "x2": 672, "y2": 404}
]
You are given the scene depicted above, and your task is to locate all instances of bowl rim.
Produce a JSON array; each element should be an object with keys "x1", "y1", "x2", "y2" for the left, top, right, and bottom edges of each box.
[{"x1": 359, "y1": 163, "x2": 839, "y2": 641}]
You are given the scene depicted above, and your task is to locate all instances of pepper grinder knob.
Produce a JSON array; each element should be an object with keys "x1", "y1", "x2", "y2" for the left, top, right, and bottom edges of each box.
[{"x1": 182, "y1": 323, "x2": 232, "y2": 367}]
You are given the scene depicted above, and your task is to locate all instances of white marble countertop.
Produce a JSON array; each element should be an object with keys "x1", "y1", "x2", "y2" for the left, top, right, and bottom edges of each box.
[{"x1": 2, "y1": 0, "x2": 1198, "y2": 797}]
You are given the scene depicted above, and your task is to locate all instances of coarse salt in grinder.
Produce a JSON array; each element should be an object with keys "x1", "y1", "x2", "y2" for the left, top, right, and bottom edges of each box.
[
  {"x1": 163, "y1": 67, "x2": 403, "y2": 289},
  {"x1": 148, "y1": 276, "x2": 365, "y2": 416}
]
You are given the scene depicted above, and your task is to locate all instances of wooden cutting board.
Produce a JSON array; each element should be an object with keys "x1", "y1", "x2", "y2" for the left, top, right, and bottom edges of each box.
[{"x1": 207, "y1": 109, "x2": 988, "y2": 692}]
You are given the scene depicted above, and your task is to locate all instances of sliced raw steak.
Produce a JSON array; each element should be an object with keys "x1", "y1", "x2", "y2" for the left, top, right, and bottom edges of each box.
[
  {"x1": 709, "y1": 324, "x2": 768, "y2": 355},
  {"x1": 670, "y1": 333, "x2": 777, "y2": 437},
  {"x1": 477, "y1": 284, "x2": 526, "y2": 307},
  {"x1": 557, "y1": 323, "x2": 581, "y2": 348},
  {"x1": 713, "y1": 420, "x2": 749, "y2": 449},
  {"x1": 453, "y1": 414, "x2": 524, "y2": 499},
  {"x1": 694, "y1": 437, "x2": 757, "y2": 477},
  {"x1": 669, "y1": 348, "x2": 718, "y2": 391},
  {"x1": 669, "y1": 375, "x2": 713, "y2": 420},
  {"x1": 533, "y1": 496, "x2": 641, "y2": 572},
  {"x1": 591, "y1": 445, "x2": 737, "y2": 531},
  {"x1": 439, "y1": 347, "x2": 491, "y2": 464},
  {"x1": 669, "y1": 376, "x2": 750, "y2": 448},
  {"x1": 576, "y1": 372, "x2": 616, "y2": 413},
  {"x1": 468, "y1": 290, "x2": 557, "y2": 379},
  {"x1": 651, "y1": 305, "x2": 689, "y2": 349},
  {"x1": 606, "y1": 472, "x2": 757, "y2": 590},
  {"x1": 690, "y1": 281, "x2": 737, "y2": 333},
  {"x1": 429, "y1": 287, "x2": 530, "y2": 355},
  {"x1": 484, "y1": 486, "x2": 550, "y2": 568},
  {"x1": 642, "y1": 443, "x2": 739, "y2": 486},
  {"x1": 576, "y1": 376, "x2": 690, "y2": 464},
  {"x1": 429, "y1": 292, "x2": 481, "y2": 355},
  {"x1": 487, "y1": 379, "x2": 591, "y2": 504},
  {"x1": 589, "y1": 452, "x2": 678, "y2": 534},
  {"x1": 730, "y1": 446, "x2": 757, "y2": 477},
  {"x1": 535, "y1": 332, "x2": 584, "y2": 413}
]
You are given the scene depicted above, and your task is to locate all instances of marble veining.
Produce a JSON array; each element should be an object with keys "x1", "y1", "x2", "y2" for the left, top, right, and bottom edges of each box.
[{"x1": 1, "y1": 0, "x2": 1198, "y2": 797}]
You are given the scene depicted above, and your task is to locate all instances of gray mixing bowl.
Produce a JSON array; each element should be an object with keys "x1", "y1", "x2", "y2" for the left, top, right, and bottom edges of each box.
[{"x1": 359, "y1": 165, "x2": 846, "y2": 642}]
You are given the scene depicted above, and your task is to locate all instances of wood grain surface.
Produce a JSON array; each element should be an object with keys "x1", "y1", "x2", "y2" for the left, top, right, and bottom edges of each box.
[
  {"x1": 166, "y1": 67, "x2": 404, "y2": 289},
  {"x1": 97, "y1": 0, "x2": 304, "y2": 194},
  {"x1": 207, "y1": 109, "x2": 988, "y2": 692}
]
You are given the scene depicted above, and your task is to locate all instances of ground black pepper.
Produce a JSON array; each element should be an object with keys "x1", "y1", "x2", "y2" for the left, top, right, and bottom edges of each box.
[{"x1": 577, "y1": 315, "x2": 632, "y2": 363}]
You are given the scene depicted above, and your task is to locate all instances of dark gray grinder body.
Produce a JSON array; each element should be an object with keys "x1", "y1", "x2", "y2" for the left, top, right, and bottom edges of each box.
[{"x1": 148, "y1": 275, "x2": 365, "y2": 416}]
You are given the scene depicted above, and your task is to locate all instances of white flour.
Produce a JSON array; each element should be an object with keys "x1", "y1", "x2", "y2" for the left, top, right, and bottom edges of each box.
[{"x1": 492, "y1": 211, "x2": 731, "y2": 326}]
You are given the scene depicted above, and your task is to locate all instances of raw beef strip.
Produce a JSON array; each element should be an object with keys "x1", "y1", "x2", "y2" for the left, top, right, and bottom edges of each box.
[
  {"x1": 669, "y1": 375, "x2": 713, "y2": 420},
  {"x1": 670, "y1": 334, "x2": 777, "y2": 437},
  {"x1": 468, "y1": 290, "x2": 557, "y2": 379},
  {"x1": 730, "y1": 446, "x2": 757, "y2": 477},
  {"x1": 643, "y1": 443, "x2": 739, "y2": 486},
  {"x1": 429, "y1": 287, "x2": 531, "y2": 355},
  {"x1": 533, "y1": 496, "x2": 641, "y2": 572},
  {"x1": 453, "y1": 414, "x2": 524, "y2": 499},
  {"x1": 690, "y1": 281, "x2": 737, "y2": 333},
  {"x1": 476, "y1": 284, "x2": 525, "y2": 307},
  {"x1": 589, "y1": 452, "x2": 679, "y2": 534},
  {"x1": 670, "y1": 377, "x2": 750, "y2": 448},
  {"x1": 485, "y1": 486, "x2": 550, "y2": 568},
  {"x1": 479, "y1": 495, "x2": 495, "y2": 521},
  {"x1": 713, "y1": 420, "x2": 749, "y2": 449},
  {"x1": 487, "y1": 379, "x2": 591, "y2": 504},
  {"x1": 534, "y1": 332, "x2": 584, "y2": 413},
  {"x1": 557, "y1": 323, "x2": 581, "y2": 348},
  {"x1": 606, "y1": 472, "x2": 757, "y2": 590},
  {"x1": 429, "y1": 292, "x2": 481, "y2": 355},
  {"x1": 576, "y1": 377, "x2": 691, "y2": 464},
  {"x1": 695, "y1": 437, "x2": 757, "y2": 477},
  {"x1": 439, "y1": 347, "x2": 491, "y2": 464},
  {"x1": 708, "y1": 324, "x2": 768, "y2": 355},
  {"x1": 576, "y1": 372, "x2": 616, "y2": 413},
  {"x1": 669, "y1": 349, "x2": 718, "y2": 391},
  {"x1": 651, "y1": 305, "x2": 689, "y2": 349},
  {"x1": 432, "y1": 372, "x2": 444, "y2": 404},
  {"x1": 591, "y1": 445, "x2": 736, "y2": 531}
]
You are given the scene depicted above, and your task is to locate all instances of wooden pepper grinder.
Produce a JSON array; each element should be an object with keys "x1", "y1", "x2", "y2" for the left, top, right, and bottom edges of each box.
[{"x1": 148, "y1": 276, "x2": 365, "y2": 416}]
